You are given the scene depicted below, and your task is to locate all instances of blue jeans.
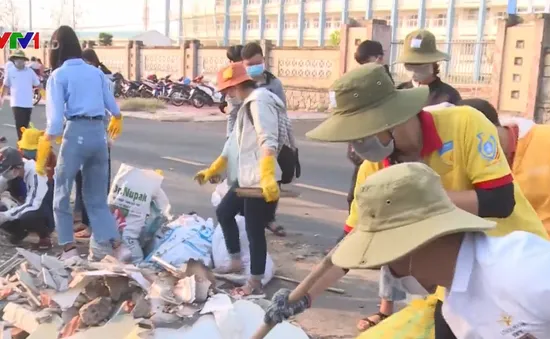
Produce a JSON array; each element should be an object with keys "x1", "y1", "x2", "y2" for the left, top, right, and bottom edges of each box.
[
  {"x1": 379, "y1": 266, "x2": 407, "y2": 301},
  {"x1": 53, "y1": 119, "x2": 119, "y2": 245}
]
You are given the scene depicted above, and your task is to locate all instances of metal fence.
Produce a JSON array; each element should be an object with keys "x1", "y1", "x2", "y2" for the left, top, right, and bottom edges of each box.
[{"x1": 390, "y1": 40, "x2": 495, "y2": 85}]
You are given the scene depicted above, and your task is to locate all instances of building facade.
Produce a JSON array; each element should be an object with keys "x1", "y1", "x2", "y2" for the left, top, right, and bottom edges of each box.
[{"x1": 182, "y1": 0, "x2": 550, "y2": 47}]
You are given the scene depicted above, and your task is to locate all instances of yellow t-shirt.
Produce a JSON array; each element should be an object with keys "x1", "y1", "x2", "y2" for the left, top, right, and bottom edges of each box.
[
  {"x1": 503, "y1": 119, "x2": 550, "y2": 234},
  {"x1": 345, "y1": 107, "x2": 548, "y2": 240}
]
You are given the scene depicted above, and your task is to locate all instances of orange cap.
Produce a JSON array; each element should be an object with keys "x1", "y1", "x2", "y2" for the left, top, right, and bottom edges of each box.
[{"x1": 217, "y1": 62, "x2": 252, "y2": 92}]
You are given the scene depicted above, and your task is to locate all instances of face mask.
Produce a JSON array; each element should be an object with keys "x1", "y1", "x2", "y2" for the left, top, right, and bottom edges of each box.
[
  {"x1": 351, "y1": 135, "x2": 395, "y2": 162},
  {"x1": 227, "y1": 95, "x2": 242, "y2": 106},
  {"x1": 246, "y1": 63, "x2": 265, "y2": 78},
  {"x1": 383, "y1": 264, "x2": 429, "y2": 296},
  {"x1": 406, "y1": 64, "x2": 433, "y2": 83},
  {"x1": 2, "y1": 169, "x2": 17, "y2": 181},
  {"x1": 14, "y1": 60, "x2": 25, "y2": 69},
  {"x1": 21, "y1": 149, "x2": 37, "y2": 160}
]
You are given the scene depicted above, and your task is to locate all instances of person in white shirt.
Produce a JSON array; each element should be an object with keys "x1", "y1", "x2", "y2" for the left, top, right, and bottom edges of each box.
[
  {"x1": 28, "y1": 57, "x2": 41, "y2": 76},
  {"x1": 1, "y1": 50, "x2": 40, "y2": 141},
  {"x1": 264, "y1": 162, "x2": 550, "y2": 339},
  {"x1": 0, "y1": 147, "x2": 54, "y2": 250}
]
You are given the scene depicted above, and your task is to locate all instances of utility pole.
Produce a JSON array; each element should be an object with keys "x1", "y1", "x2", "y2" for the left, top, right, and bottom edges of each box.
[
  {"x1": 72, "y1": 0, "x2": 76, "y2": 29},
  {"x1": 143, "y1": 0, "x2": 149, "y2": 31},
  {"x1": 28, "y1": 0, "x2": 33, "y2": 31},
  {"x1": 178, "y1": 0, "x2": 183, "y2": 44},
  {"x1": 164, "y1": 0, "x2": 170, "y2": 37}
]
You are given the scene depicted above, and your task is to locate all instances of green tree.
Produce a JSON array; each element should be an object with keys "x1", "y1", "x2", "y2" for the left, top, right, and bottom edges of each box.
[
  {"x1": 98, "y1": 32, "x2": 113, "y2": 46},
  {"x1": 329, "y1": 30, "x2": 340, "y2": 47}
]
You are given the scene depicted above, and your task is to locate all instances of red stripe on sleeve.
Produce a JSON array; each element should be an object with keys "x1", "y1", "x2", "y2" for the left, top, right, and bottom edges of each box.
[
  {"x1": 474, "y1": 174, "x2": 513, "y2": 189},
  {"x1": 343, "y1": 224, "x2": 353, "y2": 234}
]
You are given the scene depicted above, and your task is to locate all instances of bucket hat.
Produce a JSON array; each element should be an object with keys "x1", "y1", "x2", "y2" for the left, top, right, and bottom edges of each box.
[
  {"x1": 331, "y1": 162, "x2": 495, "y2": 269},
  {"x1": 9, "y1": 50, "x2": 28, "y2": 61},
  {"x1": 306, "y1": 63, "x2": 429, "y2": 142},
  {"x1": 216, "y1": 62, "x2": 252, "y2": 92},
  {"x1": 396, "y1": 29, "x2": 449, "y2": 64}
]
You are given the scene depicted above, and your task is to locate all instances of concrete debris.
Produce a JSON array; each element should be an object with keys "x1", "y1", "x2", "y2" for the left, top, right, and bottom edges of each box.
[{"x1": 0, "y1": 238, "x2": 309, "y2": 339}]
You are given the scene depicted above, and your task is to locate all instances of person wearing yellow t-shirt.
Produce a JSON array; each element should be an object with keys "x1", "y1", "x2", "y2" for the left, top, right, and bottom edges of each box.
[
  {"x1": 268, "y1": 63, "x2": 548, "y2": 336},
  {"x1": 458, "y1": 98, "x2": 550, "y2": 233}
]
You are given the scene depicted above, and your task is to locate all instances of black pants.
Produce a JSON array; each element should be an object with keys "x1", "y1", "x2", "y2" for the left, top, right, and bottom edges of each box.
[
  {"x1": 2, "y1": 181, "x2": 54, "y2": 239},
  {"x1": 216, "y1": 184, "x2": 277, "y2": 276},
  {"x1": 76, "y1": 147, "x2": 111, "y2": 226},
  {"x1": 347, "y1": 165, "x2": 360, "y2": 213},
  {"x1": 12, "y1": 107, "x2": 32, "y2": 140},
  {"x1": 434, "y1": 300, "x2": 457, "y2": 339}
]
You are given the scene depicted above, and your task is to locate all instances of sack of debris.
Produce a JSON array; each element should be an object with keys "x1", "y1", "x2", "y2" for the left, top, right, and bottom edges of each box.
[
  {"x1": 145, "y1": 214, "x2": 215, "y2": 268},
  {"x1": 211, "y1": 180, "x2": 275, "y2": 285}
]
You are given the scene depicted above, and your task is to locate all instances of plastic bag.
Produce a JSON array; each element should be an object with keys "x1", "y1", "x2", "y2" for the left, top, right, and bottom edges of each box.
[
  {"x1": 108, "y1": 163, "x2": 164, "y2": 239},
  {"x1": 356, "y1": 294, "x2": 438, "y2": 339},
  {"x1": 211, "y1": 180, "x2": 275, "y2": 285},
  {"x1": 145, "y1": 214, "x2": 215, "y2": 267}
]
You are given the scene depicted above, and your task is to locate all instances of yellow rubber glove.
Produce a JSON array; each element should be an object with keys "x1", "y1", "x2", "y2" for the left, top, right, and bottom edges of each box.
[
  {"x1": 55, "y1": 136, "x2": 62, "y2": 145},
  {"x1": 194, "y1": 157, "x2": 227, "y2": 185},
  {"x1": 108, "y1": 115, "x2": 123, "y2": 140},
  {"x1": 36, "y1": 136, "x2": 52, "y2": 176},
  {"x1": 259, "y1": 156, "x2": 279, "y2": 202}
]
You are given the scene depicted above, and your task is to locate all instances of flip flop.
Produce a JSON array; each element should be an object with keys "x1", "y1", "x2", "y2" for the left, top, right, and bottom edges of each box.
[
  {"x1": 356, "y1": 312, "x2": 390, "y2": 332},
  {"x1": 231, "y1": 281, "x2": 265, "y2": 300},
  {"x1": 267, "y1": 225, "x2": 286, "y2": 237}
]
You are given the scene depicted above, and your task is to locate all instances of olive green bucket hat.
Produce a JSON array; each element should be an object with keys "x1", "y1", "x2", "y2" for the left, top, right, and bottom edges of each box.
[
  {"x1": 306, "y1": 64, "x2": 429, "y2": 142},
  {"x1": 331, "y1": 162, "x2": 495, "y2": 269},
  {"x1": 9, "y1": 50, "x2": 28, "y2": 61},
  {"x1": 396, "y1": 29, "x2": 449, "y2": 64}
]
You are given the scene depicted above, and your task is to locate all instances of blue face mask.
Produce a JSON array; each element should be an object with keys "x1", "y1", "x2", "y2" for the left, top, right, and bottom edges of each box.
[
  {"x1": 21, "y1": 149, "x2": 37, "y2": 160},
  {"x1": 246, "y1": 64, "x2": 265, "y2": 78}
]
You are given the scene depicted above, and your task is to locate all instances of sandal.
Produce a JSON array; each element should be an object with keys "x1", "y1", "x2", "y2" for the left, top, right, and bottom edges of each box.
[
  {"x1": 231, "y1": 280, "x2": 265, "y2": 300},
  {"x1": 75, "y1": 228, "x2": 91, "y2": 239},
  {"x1": 267, "y1": 224, "x2": 286, "y2": 237},
  {"x1": 356, "y1": 312, "x2": 390, "y2": 331}
]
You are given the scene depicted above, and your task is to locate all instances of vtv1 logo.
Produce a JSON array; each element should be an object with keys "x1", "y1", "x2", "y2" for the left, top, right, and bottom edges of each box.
[{"x1": 0, "y1": 32, "x2": 40, "y2": 50}]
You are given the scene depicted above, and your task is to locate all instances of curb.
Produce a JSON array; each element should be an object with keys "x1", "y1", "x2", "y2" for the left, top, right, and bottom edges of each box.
[{"x1": 122, "y1": 111, "x2": 328, "y2": 122}]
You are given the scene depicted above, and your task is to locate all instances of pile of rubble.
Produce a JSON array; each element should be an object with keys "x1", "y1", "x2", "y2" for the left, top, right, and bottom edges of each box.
[{"x1": 0, "y1": 249, "x2": 308, "y2": 339}]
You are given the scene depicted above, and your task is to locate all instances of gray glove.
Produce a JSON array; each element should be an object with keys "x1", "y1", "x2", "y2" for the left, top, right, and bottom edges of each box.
[{"x1": 264, "y1": 288, "x2": 311, "y2": 324}]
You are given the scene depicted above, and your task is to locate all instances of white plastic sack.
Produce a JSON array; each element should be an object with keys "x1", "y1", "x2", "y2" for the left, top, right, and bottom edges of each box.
[
  {"x1": 211, "y1": 180, "x2": 275, "y2": 286},
  {"x1": 108, "y1": 163, "x2": 165, "y2": 238},
  {"x1": 145, "y1": 214, "x2": 215, "y2": 267}
]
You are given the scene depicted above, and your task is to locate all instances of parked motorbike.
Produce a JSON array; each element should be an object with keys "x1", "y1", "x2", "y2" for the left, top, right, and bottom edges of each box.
[
  {"x1": 112, "y1": 72, "x2": 125, "y2": 98},
  {"x1": 188, "y1": 76, "x2": 223, "y2": 109},
  {"x1": 122, "y1": 79, "x2": 141, "y2": 98},
  {"x1": 168, "y1": 77, "x2": 192, "y2": 106}
]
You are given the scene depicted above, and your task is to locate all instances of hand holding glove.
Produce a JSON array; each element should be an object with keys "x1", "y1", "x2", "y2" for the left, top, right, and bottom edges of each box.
[
  {"x1": 194, "y1": 157, "x2": 227, "y2": 185},
  {"x1": 36, "y1": 135, "x2": 52, "y2": 176},
  {"x1": 264, "y1": 288, "x2": 311, "y2": 325},
  {"x1": 107, "y1": 115, "x2": 123, "y2": 140},
  {"x1": 259, "y1": 155, "x2": 279, "y2": 202}
]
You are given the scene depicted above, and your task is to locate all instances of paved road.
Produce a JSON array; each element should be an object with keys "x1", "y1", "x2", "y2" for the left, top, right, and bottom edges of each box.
[{"x1": 0, "y1": 104, "x2": 356, "y2": 247}]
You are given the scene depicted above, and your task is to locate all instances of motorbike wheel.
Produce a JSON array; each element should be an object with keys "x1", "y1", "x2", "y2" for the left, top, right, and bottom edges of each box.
[
  {"x1": 169, "y1": 91, "x2": 187, "y2": 106},
  {"x1": 140, "y1": 89, "x2": 153, "y2": 99},
  {"x1": 191, "y1": 94, "x2": 206, "y2": 108},
  {"x1": 33, "y1": 90, "x2": 41, "y2": 106}
]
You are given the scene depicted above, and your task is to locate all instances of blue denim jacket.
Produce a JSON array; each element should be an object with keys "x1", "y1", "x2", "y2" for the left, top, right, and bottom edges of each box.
[{"x1": 45, "y1": 59, "x2": 120, "y2": 136}]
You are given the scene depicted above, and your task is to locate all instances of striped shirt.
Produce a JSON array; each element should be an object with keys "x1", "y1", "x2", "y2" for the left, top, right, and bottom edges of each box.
[{"x1": 0, "y1": 159, "x2": 49, "y2": 220}]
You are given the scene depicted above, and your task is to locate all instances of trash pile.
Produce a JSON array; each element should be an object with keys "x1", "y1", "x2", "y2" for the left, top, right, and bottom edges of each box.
[{"x1": 0, "y1": 248, "x2": 308, "y2": 339}]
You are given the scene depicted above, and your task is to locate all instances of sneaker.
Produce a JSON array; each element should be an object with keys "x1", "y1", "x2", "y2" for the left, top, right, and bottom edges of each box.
[
  {"x1": 113, "y1": 244, "x2": 132, "y2": 263},
  {"x1": 59, "y1": 247, "x2": 79, "y2": 260}
]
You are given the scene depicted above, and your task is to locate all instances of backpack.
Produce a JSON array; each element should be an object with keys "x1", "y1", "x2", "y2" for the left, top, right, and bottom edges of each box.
[{"x1": 244, "y1": 102, "x2": 301, "y2": 184}]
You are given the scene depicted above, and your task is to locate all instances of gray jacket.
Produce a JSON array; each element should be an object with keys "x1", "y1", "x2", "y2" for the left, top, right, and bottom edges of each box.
[
  {"x1": 222, "y1": 87, "x2": 286, "y2": 187},
  {"x1": 226, "y1": 72, "x2": 286, "y2": 137}
]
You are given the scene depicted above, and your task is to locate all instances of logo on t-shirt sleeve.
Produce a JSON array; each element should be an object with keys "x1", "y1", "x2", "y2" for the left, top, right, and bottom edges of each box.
[{"x1": 476, "y1": 132, "x2": 499, "y2": 162}]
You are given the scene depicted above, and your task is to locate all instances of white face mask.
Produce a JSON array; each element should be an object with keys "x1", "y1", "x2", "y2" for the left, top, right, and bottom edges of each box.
[
  {"x1": 405, "y1": 64, "x2": 433, "y2": 83},
  {"x1": 2, "y1": 169, "x2": 17, "y2": 181},
  {"x1": 383, "y1": 260, "x2": 429, "y2": 296},
  {"x1": 226, "y1": 95, "x2": 242, "y2": 106},
  {"x1": 351, "y1": 134, "x2": 395, "y2": 162}
]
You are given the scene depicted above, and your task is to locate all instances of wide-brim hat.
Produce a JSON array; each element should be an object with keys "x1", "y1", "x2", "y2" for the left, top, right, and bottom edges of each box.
[
  {"x1": 397, "y1": 29, "x2": 449, "y2": 64},
  {"x1": 9, "y1": 50, "x2": 28, "y2": 61},
  {"x1": 306, "y1": 63, "x2": 429, "y2": 142},
  {"x1": 331, "y1": 162, "x2": 495, "y2": 269},
  {"x1": 217, "y1": 62, "x2": 252, "y2": 92}
]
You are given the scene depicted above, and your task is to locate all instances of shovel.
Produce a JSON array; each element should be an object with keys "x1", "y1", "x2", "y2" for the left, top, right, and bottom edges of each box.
[
  {"x1": 251, "y1": 255, "x2": 335, "y2": 339},
  {"x1": 235, "y1": 187, "x2": 300, "y2": 199}
]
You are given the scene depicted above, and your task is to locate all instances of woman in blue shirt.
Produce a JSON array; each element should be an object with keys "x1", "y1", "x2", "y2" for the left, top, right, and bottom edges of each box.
[{"x1": 37, "y1": 26, "x2": 128, "y2": 261}]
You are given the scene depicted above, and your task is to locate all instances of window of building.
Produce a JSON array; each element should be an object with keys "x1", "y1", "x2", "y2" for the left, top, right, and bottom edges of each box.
[
  {"x1": 247, "y1": 0, "x2": 259, "y2": 4},
  {"x1": 517, "y1": 7, "x2": 529, "y2": 13},
  {"x1": 325, "y1": 19, "x2": 332, "y2": 29},
  {"x1": 215, "y1": 0, "x2": 223, "y2": 5},
  {"x1": 465, "y1": 9, "x2": 478, "y2": 20},
  {"x1": 533, "y1": 6, "x2": 545, "y2": 13},
  {"x1": 432, "y1": 13, "x2": 447, "y2": 27},
  {"x1": 230, "y1": 0, "x2": 240, "y2": 5},
  {"x1": 247, "y1": 19, "x2": 259, "y2": 29},
  {"x1": 284, "y1": 19, "x2": 297, "y2": 29},
  {"x1": 406, "y1": 14, "x2": 418, "y2": 27},
  {"x1": 230, "y1": 20, "x2": 239, "y2": 30},
  {"x1": 313, "y1": 18, "x2": 319, "y2": 28},
  {"x1": 193, "y1": 21, "x2": 199, "y2": 34},
  {"x1": 334, "y1": 20, "x2": 341, "y2": 28},
  {"x1": 216, "y1": 21, "x2": 223, "y2": 31},
  {"x1": 493, "y1": 11, "x2": 507, "y2": 22}
]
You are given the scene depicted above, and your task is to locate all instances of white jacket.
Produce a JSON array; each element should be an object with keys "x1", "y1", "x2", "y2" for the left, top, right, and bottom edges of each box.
[{"x1": 222, "y1": 88, "x2": 284, "y2": 188}]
